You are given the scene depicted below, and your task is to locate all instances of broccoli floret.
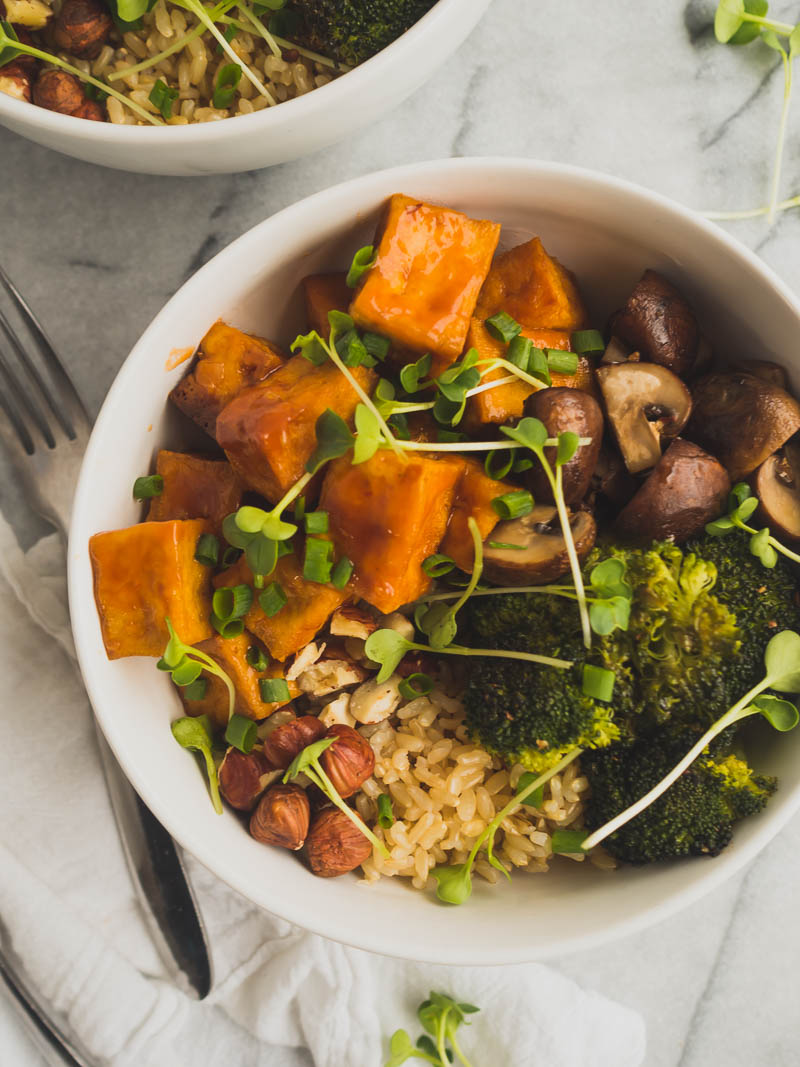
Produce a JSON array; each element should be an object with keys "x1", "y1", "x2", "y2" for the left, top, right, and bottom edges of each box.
[
  {"x1": 582, "y1": 732, "x2": 776, "y2": 864},
  {"x1": 292, "y1": 0, "x2": 436, "y2": 66}
]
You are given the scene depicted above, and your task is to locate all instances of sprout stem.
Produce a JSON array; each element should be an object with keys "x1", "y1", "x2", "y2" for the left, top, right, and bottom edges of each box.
[
  {"x1": 736, "y1": 518, "x2": 800, "y2": 565},
  {"x1": 554, "y1": 464, "x2": 592, "y2": 649},
  {"x1": 393, "y1": 436, "x2": 591, "y2": 454},
  {"x1": 305, "y1": 763, "x2": 390, "y2": 858},
  {"x1": 407, "y1": 639, "x2": 572, "y2": 671},
  {"x1": 271, "y1": 470, "x2": 313, "y2": 519},
  {"x1": 326, "y1": 342, "x2": 405, "y2": 460},
  {"x1": 107, "y1": 0, "x2": 234, "y2": 81},
  {"x1": 236, "y1": 0, "x2": 281, "y2": 58},
  {"x1": 768, "y1": 45, "x2": 793, "y2": 224},
  {"x1": 179, "y1": 0, "x2": 276, "y2": 103}
]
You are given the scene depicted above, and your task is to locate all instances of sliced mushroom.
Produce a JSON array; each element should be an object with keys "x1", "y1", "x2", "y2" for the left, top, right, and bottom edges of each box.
[
  {"x1": 753, "y1": 443, "x2": 800, "y2": 542},
  {"x1": 522, "y1": 387, "x2": 604, "y2": 506},
  {"x1": 615, "y1": 438, "x2": 730, "y2": 544},
  {"x1": 596, "y1": 362, "x2": 692, "y2": 474},
  {"x1": 730, "y1": 358, "x2": 788, "y2": 391},
  {"x1": 482, "y1": 505, "x2": 597, "y2": 585},
  {"x1": 601, "y1": 336, "x2": 632, "y2": 365},
  {"x1": 609, "y1": 269, "x2": 699, "y2": 377},
  {"x1": 687, "y1": 372, "x2": 800, "y2": 482}
]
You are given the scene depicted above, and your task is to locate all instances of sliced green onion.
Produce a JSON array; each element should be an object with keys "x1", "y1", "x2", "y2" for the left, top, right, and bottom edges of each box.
[
  {"x1": 491, "y1": 490, "x2": 534, "y2": 520},
  {"x1": 363, "y1": 332, "x2": 391, "y2": 360},
  {"x1": 303, "y1": 537, "x2": 334, "y2": 583},
  {"x1": 294, "y1": 494, "x2": 306, "y2": 521},
  {"x1": 422, "y1": 554, "x2": 456, "y2": 578},
  {"x1": 212, "y1": 61, "x2": 241, "y2": 108},
  {"x1": 211, "y1": 616, "x2": 244, "y2": 638},
  {"x1": 506, "y1": 334, "x2": 533, "y2": 370},
  {"x1": 377, "y1": 793, "x2": 395, "y2": 829},
  {"x1": 258, "y1": 581, "x2": 287, "y2": 618},
  {"x1": 225, "y1": 713, "x2": 257, "y2": 753},
  {"x1": 212, "y1": 584, "x2": 253, "y2": 622},
  {"x1": 516, "y1": 772, "x2": 544, "y2": 808},
  {"x1": 181, "y1": 678, "x2": 208, "y2": 701},
  {"x1": 551, "y1": 829, "x2": 590, "y2": 854},
  {"x1": 571, "y1": 329, "x2": 605, "y2": 355},
  {"x1": 528, "y1": 347, "x2": 551, "y2": 386},
  {"x1": 246, "y1": 645, "x2": 269, "y2": 671},
  {"x1": 346, "y1": 245, "x2": 377, "y2": 287},
  {"x1": 512, "y1": 456, "x2": 534, "y2": 473},
  {"x1": 216, "y1": 23, "x2": 237, "y2": 52},
  {"x1": 304, "y1": 510, "x2": 329, "y2": 535},
  {"x1": 398, "y1": 672, "x2": 434, "y2": 701},
  {"x1": 388, "y1": 413, "x2": 411, "y2": 440},
  {"x1": 485, "y1": 449, "x2": 514, "y2": 480},
  {"x1": 485, "y1": 311, "x2": 522, "y2": 343},
  {"x1": 582, "y1": 663, "x2": 615, "y2": 701},
  {"x1": 330, "y1": 556, "x2": 354, "y2": 590},
  {"x1": 194, "y1": 533, "x2": 219, "y2": 567},
  {"x1": 148, "y1": 78, "x2": 178, "y2": 119},
  {"x1": 547, "y1": 350, "x2": 579, "y2": 376},
  {"x1": 133, "y1": 474, "x2": 163, "y2": 500},
  {"x1": 259, "y1": 677, "x2": 290, "y2": 703}
]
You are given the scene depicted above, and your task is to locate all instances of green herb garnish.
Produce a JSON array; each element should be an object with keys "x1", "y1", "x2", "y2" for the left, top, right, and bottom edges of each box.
[
  {"x1": 149, "y1": 78, "x2": 178, "y2": 119},
  {"x1": 133, "y1": 474, "x2": 163, "y2": 500},
  {"x1": 346, "y1": 244, "x2": 377, "y2": 287},
  {"x1": 224, "y1": 712, "x2": 257, "y2": 753},
  {"x1": 171, "y1": 715, "x2": 222, "y2": 814},
  {"x1": 260, "y1": 677, "x2": 290, "y2": 703},
  {"x1": 194, "y1": 533, "x2": 219, "y2": 567}
]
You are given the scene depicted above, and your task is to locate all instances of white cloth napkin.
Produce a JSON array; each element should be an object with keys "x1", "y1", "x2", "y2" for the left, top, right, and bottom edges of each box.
[{"x1": 0, "y1": 513, "x2": 646, "y2": 1067}]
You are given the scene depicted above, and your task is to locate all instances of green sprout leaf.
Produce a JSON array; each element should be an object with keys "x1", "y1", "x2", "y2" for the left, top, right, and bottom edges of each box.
[
  {"x1": 365, "y1": 629, "x2": 413, "y2": 682},
  {"x1": 431, "y1": 863, "x2": 472, "y2": 905},
  {"x1": 306, "y1": 409, "x2": 355, "y2": 473},
  {"x1": 0, "y1": 21, "x2": 22, "y2": 68},
  {"x1": 353, "y1": 403, "x2": 381, "y2": 464},
  {"x1": 715, "y1": 0, "x2": 746, "y2": 43},
  {"x1": 763, "y1": 629, "x2": 800, "y2": 691},
  {"x1": 400, "y1": 353, "x2": 432, "y2": 394},
  {"x1": 384, "y1": 1029, "x2": 417, "y2": 1067},
  {"x1": 749, "y1": 527, "x2": 778, "y2": 567},
  {"x1": 282, "y1": 736, "x2": 336, "y2": 783},
  {"x1": 730, "y1": 0, "x2": 768, "y2": 44},
  {"x1": 556, "y1": 430, "x2": 579, "y2": 467},
  {"x1": 749, "y1": 694, "x2": 800, "y2": 731},
  {"x1": 171, "y1": 716, "x2": 222, "y2": 814},
  {"x1": 551, "y1": 829, "x2": 590, "y2": 854},
  {"x1": 500, "y1": 416, "x2": 548, "y2": 453},
  {"x1": 291, "y1": 330, "x2": 328, "y2": 366}
]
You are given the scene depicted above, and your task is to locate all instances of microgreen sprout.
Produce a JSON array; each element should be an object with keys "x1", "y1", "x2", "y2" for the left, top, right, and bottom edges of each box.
[
  {"x1": 581, "y1": 629, "x2": 800, "y2": 851},
  {"x1": 386, "y1": 993, "x2": 480, "y2": 1067},
  {"x1": 414, "y1": 519, "x2": 484, "y2": 649},
  {"x1": 171, "y1": 714, "x2": 222, "y2": 814},
  {"x1": 158, "y1": 617, "x2": 236, "y2": 720},
  {"x1": 706, "y1": 481, "x2": 800, "y2": 567},
  {"x1": 283, "y1": 737, "x2": 390, "y2": 858}
]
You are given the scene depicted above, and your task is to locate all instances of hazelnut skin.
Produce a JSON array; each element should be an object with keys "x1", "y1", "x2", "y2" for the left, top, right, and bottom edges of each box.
[
  {"x1": 218, "y1": 747, "x2": 270, "y2": 811},
  {"x1": 305, "y1": 807, "x2": 372, "y2": 877},
  {"x1": 319, "y1": 724, "x2": 374, "y2": 798},
  {"x1": 250, "y1": 783, "x2": 310, "y2": 850},
  {"x1": 53, "y1": 0, "x2": 112, "y2": 59},
  {"x1": 263, "y1": 715, "x2": 326, "y2": 770},
  {"x1": 33, "y1": 69, "x2": 84, "y2": 115},
  {"x1": 0, "y1": 60, "x2": 33, "y2": 102},
  {"x1": 71, "y1": 98, "x2": 105, "y2": 121}
]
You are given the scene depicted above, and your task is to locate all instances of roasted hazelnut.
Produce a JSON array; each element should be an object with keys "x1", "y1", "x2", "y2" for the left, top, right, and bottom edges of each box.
[
  {"x1": 33, "y1": 69, "x2": 84, "y2": 115},
  {"x1": 262, "y1": 715, "x2": 326, "y2": 770},
  {"x1": 319, "y1": 724, "x2": 375, "y2": 798},
  {"x1": 71, "y1": 98, "x2": 105, "y2": 121},
  {"x1": 53, "y1": 0, "x2": 112, "y2": 58},
  {"x1": 250, "y1": 783, "x2": 310, "y2": 850},
  {"x1": 0, "y1": 59, "x2": 33, "y2": 102},
  {"x1": 305, "y1": 807, "x2": 373, "y2": 877},
  {"x1": 9, "y1": 25, "x2": 38, "y2": 73},
  {"x1": 218, "y1": 746, "x2": 270, "y2": 811}
]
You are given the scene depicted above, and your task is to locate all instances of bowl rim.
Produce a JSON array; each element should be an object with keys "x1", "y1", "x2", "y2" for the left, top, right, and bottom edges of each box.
[
  {"x1": 0, "y1": 0, "x2": 479, "y2": 143},
  {"x1": 68, "y1": 157, "x2": 800, "y2": 964}
]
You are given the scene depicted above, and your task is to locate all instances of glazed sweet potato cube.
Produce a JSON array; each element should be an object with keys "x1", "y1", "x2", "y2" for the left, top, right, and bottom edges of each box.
[
  {"x1": 146, "y1": 451, "x2": 242, "y2": 531},
  {"x1": 214, "y1": 554, "x2": 347, "y2": 662},
  {"x1": 440, "y1": 458, "x2": 516, "y2": 571},
  {"x1": 90, "y1": 519, "x2": 212, "y2": 659},
  {"x1": 349, "y1": 194, "x2": 501, "y2": 368},
  {"x1": 475, "y1": 238, "x2": 586, "y2": 331},
  {"x1": 179, "y1": 632, "x2": 298, "y2": 728},
  {"x1": 216, "y1": 355, "x2": 376, "y2": 503},
  {"x1": 302, "y1": 272, "x2": 351, "y2": 335},
  {"x1": 320, "y1": 451, "x2": 462, "y2": 613},
  {"x1": 464, "y1": 319, "x2": 595, "y2": 429},
  {"x1": 170, "y1": 320, "x2": 286, "y2": 436}
]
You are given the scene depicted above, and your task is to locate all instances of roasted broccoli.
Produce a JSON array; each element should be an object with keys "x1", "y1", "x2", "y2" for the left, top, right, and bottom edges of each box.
[
  {"x1": 582, "y1": 730, "x2": 776, "y2": 864},
  {"x1": 292, "y1": 0, "x2": 436, "y2": 66}
]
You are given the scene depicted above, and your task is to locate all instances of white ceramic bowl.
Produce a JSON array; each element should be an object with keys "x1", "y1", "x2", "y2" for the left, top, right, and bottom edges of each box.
[
  {"x1": 69, "y1": 159, "x2": 800, "y2": 964},
  {"x1": 0, "y1": 0, "x2": 491, "y2": 175}
]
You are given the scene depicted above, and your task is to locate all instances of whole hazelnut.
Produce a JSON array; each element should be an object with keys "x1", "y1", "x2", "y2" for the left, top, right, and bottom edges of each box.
[
  {"x1": 250, "y1": 783, "x2": 310, "y2": 850},
  {"x1": 305, "y1": 807, "x2": 372, "y2": 877},
  {"x1": 33, "y1": 69, "x2": 83, "y2": 115},
  {"x1": 53, "y1": 0, "x2": 112, "y2": 59},
  {"x1": 71, "y1": 98, "x2": 105, "y2": 121},
  {"x1": 10, "y1": 26, "x2": 38, "y2": 74},
  {"x1": 0, "y1": 60, "x2": 32, "y2": 102},
  {"x1": 319, "y1": 724, "x2": 374, "y2": 798},
  {"x1": 263, "y1": 715, "x2": 326, "y2": 770},
  {"x1": 218, "y1": 746, "x2": 270, "y2": 811}
]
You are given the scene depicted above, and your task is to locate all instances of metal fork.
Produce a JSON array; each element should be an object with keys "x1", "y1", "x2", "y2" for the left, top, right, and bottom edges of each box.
[{"x1": 0, "y1": 268, "x2": 214, "y2": 1059}]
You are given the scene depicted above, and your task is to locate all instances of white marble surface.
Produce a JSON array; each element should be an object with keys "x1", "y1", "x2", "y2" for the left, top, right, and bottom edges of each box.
[{"x1": 3, "y1": 0, "x2": 800, "y2": 1063}]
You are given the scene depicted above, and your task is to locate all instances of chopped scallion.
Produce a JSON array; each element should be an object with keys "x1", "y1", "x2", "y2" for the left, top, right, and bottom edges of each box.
[
  {"x1": 225, "y1": 713, "x2": 257, "y2": 753},
  {"x1": 485, "y1": 311, "x2": 522, "y2": 343},
  {"x1": 551, "y1": 829, "x2": 590, "y2": 854},
  {"x1": 528, "y1": 347, "x2": 551, "y2": 386},
  {"x1": 346, "y1": 245, "x2": 377, "y2": 287},
  {"x1": 330, "y1": 556, "x2": 354, "y2": 589},
  {"x1": 303, "y1": 537, "x2": 334, "y2": 583},
  {"x1": 491, "y1": 490, "x2": 534, "y2": 520},
  {"x1": 485, "y1": 449, "x2": 514, "y2": 480},
  {"x1": 133, "y1": 474, "x2": 163, "y2": 500},
  {"x1": 547, "y1": 349, "x2": 579, "y2": 376},
  {"x1": 304, "y1": 510, "x2": 329, "y2": 535},
  {"x1": 377, "y1": 793, "x2": 395, "y2": 829},
  {"x1": 571, "y1": 329, "x2": 605, "y2": 355},
  {"x1": 582, "y1": 663, "x2": 615, "y2": 701},
  {"x1": 148, "y1": 79, "x2": 177, "y2": 120},
  {"x1": 516, "y1": 771, "x2": 544, "y2": 808},
  {"x1": 506, "y1": 334, "x2": 533, "y2": 370},
  {"x1": 363, "y1": 332, "x2": 391, "y2": 360},
  {"x1": 422, "y1": 554, "x2": 456, "y2": 578},
  {"x1": 181, "y1": 677, "x2": 208, "y2": 701},
  {"x1": 398, "y1": 672, "x2": 434, "y2": 701},
  {"x1": 258, "y1": 581, "x2": 287, "y2": 618},
  {"x1": 246, "y1": 645, "x2": 269, "y2": 672},
  {"x1": 259, "y1": 677, "x2": 290, "y2": 703},
  {"x1": 194, "y1": 533, "x2": 219, "y2": 567},
  {"x1": 212, "y1": 62, "x2": 241, "y2": 109}
]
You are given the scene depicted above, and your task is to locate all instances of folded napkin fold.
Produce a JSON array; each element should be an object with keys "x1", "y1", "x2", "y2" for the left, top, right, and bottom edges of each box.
[{"x1": 0, "y1": 514, "x2": 646, "y2": 1067}]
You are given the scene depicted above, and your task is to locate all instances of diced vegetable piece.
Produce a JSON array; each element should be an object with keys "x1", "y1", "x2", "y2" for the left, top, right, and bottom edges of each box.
[
  {"x1": 349, "y1": 194, "x2": 501, "y2": 369},
  {"x1": 90, "y1": 519, "x2": 212, "y2": 659},
  {"x1": 440, "y1": 458, "x2": 515, "y2": 570},
  {"x1": 146, "y1": 450, "x2": 242, "y2": 531},
  {"x1": 179, "y1": 632, "x2": 297, "y2": 728},
  {"x1": 319, "y1": 451, "x2": 462, "y2": 613},
  {"x1": 169, "y1": 320, "x2": 286, "y2": 436},
  {"x1": 475, "y1": 237, "x2": 587, "y2": 331},
  {"x1": 464, "y1": 318, "x2": 596, "y2": 429},
  {"x1": 216, "y1": 354, "x2": 376, "y2": 503},
  {"x1": 302, "y1": 272, "x2": 351, "y2": 335},
  {"x1": 213, "y1": 554, "x2": 347, "y2": 662}
]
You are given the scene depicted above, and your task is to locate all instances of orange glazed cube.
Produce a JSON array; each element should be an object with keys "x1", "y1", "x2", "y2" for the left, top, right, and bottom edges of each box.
[
  {"x1": 302, "y1": 273, "x2": 351, "y2": 335},
  {"x1": 319, "y1": 451, "x2": 462, "y2": 614},
  {"x1": 475, "y1": 238, "x2": 586, "y2": 331},
  {"x1": 464, "y1": 319, "x2": 595, "y2": 429},
  {"x1": 440, "y1": 459, "x2": 515, "y2": 571},
  {"x1": 90, "y1": 519, "x2": 212, "y2": 659},
  {"x1": 179, "y1": 632, "x2": 298, "y2": 728},
  {"x1": 349, "y1": 194, "x2": 501, "y2": 367},
  {"x1": 146, "y1": 451, "x2": 242, "y2": 531},
  {"x1": 214, "y1": 554, "x2": 348, "y2": 662},
  {"x1": 216, "y1": 355, "x2": 376, "y2": 503},
  {"x1": 170, "y1": 320, "x2": 286, "y2": 436}
]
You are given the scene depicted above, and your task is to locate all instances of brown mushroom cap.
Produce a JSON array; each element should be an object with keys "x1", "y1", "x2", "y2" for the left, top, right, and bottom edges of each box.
[
  {"x1": 730, "y1": 358, "x2": 788, "y2": 391},
  {"x1": 522, "y1": 387, "x2": 604, "y2": 506},
  {"x1": 609, "y1": 269, "x2": 699, "y2": 377},
  {"x1": 596, "y1": 361, "x2": 692, "y2": 474},
  {"x1": 33, "y1": 69, "x2": 84, "y2": 114},
  {"x1": 687, "y1": 372, "x2": 800, "y2": 482},
  {"x1": 615, "y1": 438, "x2": 731, "y2": 544},
  {"x1": 753, "y1": 445, "x2": 800, "y2": 543},
  {"x1": 53, "y1": 0, "x2": 112, "y2": 58},
  {"x1": 482, "y1": 505, "x2": 597, "y2": 585}
]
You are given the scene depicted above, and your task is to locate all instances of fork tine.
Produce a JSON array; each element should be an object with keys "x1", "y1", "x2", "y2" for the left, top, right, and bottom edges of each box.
[
  {"x1": 0, "y1": 265, "x2": 90, "y2": 434},
  {"x1": 0, "y1": 336, "x2": 56, "y2": 449},
  {"x1": 0, "y1": 308, "x2": 72, "y2": 441},
  {"x1": 0, "y1": 377, "x2": 35, "y2": 456}
]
